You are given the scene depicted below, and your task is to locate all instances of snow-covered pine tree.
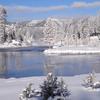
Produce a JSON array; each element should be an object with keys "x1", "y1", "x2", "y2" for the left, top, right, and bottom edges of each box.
[
  {"x1": 40, "y1": 73, "x2": 58, "y2": 100},
  {"x1": 0, "y1": 6, "x2": 7, "y2": 43},
  {"x1": 40, "y1": 73, "x2": 70, "y2": 100},
  {"x1": 83, "y1": 71, "x2": 96, "y2": 88},
  {"x1": 19, "y1": 83, "x2": 34, "y2": 100},
  {"x1": 82, "y1": 71, "x2": 100, "y2": 89}
]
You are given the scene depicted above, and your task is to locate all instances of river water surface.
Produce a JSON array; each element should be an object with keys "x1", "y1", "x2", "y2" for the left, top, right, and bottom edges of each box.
[{"x1": 0, "y1": 51, "x2": 100, "y2": 78}]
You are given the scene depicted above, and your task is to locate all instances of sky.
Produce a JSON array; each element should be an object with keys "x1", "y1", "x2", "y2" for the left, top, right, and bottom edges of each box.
[{"x1": 0, "y1": 0, "x2": 100, "y2": 21}]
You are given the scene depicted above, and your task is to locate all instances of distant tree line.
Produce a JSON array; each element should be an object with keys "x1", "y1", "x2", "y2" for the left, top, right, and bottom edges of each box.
[{"x1": 0, "y1": 6, "x2": 100, "y2": 46}]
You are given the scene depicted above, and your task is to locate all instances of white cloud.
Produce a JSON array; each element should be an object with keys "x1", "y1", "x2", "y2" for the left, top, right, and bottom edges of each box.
[
  {"x1": 6, "y1": 5, "x2": 68, "y2": 13},
  {"x1": 71, "y1": 1, "x2": 100, "y2": 8},
  {"x1": 1, "y1": 1, "x2": 100, "y2": 14}
]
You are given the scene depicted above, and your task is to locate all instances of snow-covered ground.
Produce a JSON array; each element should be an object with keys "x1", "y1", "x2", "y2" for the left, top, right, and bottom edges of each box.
[
  {"x1": 44, "y1": 36, "x2": 100, "y2": 55},
  {"x1": 0, "y1": 39, "x2": 50, "y2": 49},
  {"x1": 44, "y1": 46, "x2": 100, "y2": 55},
  {"x1": 0, "y1": 74, "x2": 100, "y2": 100},
  {"x1": 0, "y1": 40, "x2": 39, "y2": 48}
]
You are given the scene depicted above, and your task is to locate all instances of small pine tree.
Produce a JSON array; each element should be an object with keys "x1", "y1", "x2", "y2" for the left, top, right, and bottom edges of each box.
[
  {"x1": 0, "y1": 6, "x2": 7, "y2": 43},
  {"x1": 40, "y1": 73, "x2": 58, "y2": 100},
  {"x1": 83, "y1": 72, "x2": 96, "y2": 88},
  {"x1": 40, "y1": 73, "x2": 70, "y2": 100},
  {"x1": 19, "y1": 83, "x2": 33, "y2": 100}
]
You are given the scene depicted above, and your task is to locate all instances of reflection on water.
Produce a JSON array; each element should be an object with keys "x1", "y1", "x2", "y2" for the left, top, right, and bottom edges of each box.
[{"x1": 0, "y1": 51, "x2": 100, "y2": 78}]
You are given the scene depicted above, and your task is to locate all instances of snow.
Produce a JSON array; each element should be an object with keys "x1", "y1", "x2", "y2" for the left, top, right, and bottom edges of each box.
[
  {"x1": 27, "y1": 20, "x2": 42, "y2": 26},
  {"x1": 44, "y1": 46, "x2": 100, "y2": 55},
  {"x1": 43, "y1": 36, "x2": 100, "y2": 55},
  {"x1": 1, "y1": 11, "x2": 100, "y2": 48},
  {"x1": 0, "y1": 39, "x2": 40, "y2": 48},
  {"x1": 0, "y1": 74, "x2": 100, "y2": 100}
]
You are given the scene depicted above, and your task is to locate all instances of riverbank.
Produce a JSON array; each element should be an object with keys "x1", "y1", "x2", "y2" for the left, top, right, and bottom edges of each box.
[
  {"x1": 0, "y1": 40, "x2": 51, "y2": 52},
  {"x1": 0, "y1": 74, "x2": 100, "y2": 100},
  {"x1": 44, "y1": 46, "x2": 100, "y2": 55}
]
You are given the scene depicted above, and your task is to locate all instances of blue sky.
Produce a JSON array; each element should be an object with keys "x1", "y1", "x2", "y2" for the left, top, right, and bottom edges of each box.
[{"x1": 0, "y1": 0, "x2": 100, "y2": 21}]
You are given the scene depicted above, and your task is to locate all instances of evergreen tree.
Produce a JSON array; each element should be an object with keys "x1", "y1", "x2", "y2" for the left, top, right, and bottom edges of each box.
[
  {"x1": 0, "y1": 6, "x2": 7, "y2": 43},
  {"x1": 40, "y1": 73, "x2": 58, "y2": 100},
  {"x1": 40, "y1": 73, "x2": 70, "y2": 100},
  {"x1": 83, "y1": 72, "x2": 96, "y2": 88}
]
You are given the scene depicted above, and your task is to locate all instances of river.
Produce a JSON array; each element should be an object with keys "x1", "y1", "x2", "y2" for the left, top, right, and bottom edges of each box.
[{"x1": 0, "y1": 51, "x2": 100, "y2": 78}]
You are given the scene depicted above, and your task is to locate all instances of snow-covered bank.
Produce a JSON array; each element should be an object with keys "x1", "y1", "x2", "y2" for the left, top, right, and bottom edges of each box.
[
  {"x1": 44, "y1": 46, "x2": 100, "y2": 55},
  {"x1": 0, "y1": 74, "x2": 100, "y2": 100},
  {"x1": 0, "y1": 40, "x2": 50, "y2": 52},
  {"x1": 0, "y1": 40, "x2": 38, "y2": 48}
]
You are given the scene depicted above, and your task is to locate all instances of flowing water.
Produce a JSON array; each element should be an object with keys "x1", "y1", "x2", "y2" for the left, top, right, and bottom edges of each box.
[{"x1": 0, "y1": 51, "x2": 100, "y2": 78}]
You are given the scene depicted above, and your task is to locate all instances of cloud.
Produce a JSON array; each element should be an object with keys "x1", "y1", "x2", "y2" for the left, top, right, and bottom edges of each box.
[
  {"x1": 6, "y1": 5, "x2": 68, "y2": 13},
  {"x1": 1, "y1": 1, "x2": 100, "y2": 14},
  {"x1": 71, "y1": 1, "x2": 100, "y2": 8}
]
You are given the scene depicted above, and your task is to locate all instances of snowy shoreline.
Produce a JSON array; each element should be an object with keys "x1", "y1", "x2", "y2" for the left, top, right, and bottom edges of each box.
[
  {"x1": 44, "y1": 46, "x2": 100, "y2": 55},
  {"x1": 0, "y1": 74, "x2": 100, "y2": 100},
  {"x1": 0, "y1": 45, "x2": 49, "y2": 52}
]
